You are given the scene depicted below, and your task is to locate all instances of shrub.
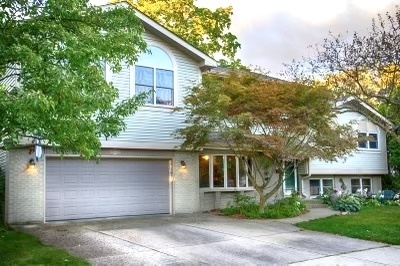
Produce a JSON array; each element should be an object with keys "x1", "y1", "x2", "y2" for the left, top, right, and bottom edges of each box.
[
  {"x1": 262, "y1": 194, "x2": 307, "y2": 218},
  {"x1": 221, "y1": 193, "x2": 259, "y2": 218},
  {"x1": 221, "y1": 192, "x2": 307, "y2": 219},
  {"x1": 320, "y1": 188, "x2": 334, "y2": 205},
  {"x1": 363, "y1": 199, "x2": 381, "y2": 207},
  {"x1": 333, "y1": 195, "x2": 362, "y2": 212},
  {"x1": 383, "y1": 200, "x2": 400, "y2": 206},
  {"x1": 382, "y1": 174, "x2": 400, "y2": 191}
]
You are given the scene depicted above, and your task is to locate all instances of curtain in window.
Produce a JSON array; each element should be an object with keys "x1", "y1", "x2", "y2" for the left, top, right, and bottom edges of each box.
[
  {"x1": 156, "y1": 69, "x2": 173, "y2": 105},
  {"x1": 135, "y1": 66, "x2": 154, "y2": 104}
]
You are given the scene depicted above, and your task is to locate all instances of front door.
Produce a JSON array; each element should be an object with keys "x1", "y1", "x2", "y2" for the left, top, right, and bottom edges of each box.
[{"x1": 283, "y1": 165, "x2": 297, "y2": 195}]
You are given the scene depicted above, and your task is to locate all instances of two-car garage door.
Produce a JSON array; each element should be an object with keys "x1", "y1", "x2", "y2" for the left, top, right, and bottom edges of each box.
[{"x1": 45, "y1": 157, "x2": 170, "y2": 221}]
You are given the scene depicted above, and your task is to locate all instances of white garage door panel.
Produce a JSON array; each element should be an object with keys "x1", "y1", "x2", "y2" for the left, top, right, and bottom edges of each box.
[{"x1": 46, "y1": 158, "x2": 170, "y2": 221}]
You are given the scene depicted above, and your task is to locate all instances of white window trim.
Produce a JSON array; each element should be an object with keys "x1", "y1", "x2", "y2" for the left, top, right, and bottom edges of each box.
[
  {"x1": 358, "y1": 131, "x2": 379, "y2": 150},
  {"x1": 351, "y1": 178, "x2": 372, "y2": 194},
  {"x1": 203, "y1": 154, "x2": 253, "y2": 190},
  {"x1": 309, "y1": 178, "x2": 334, "y2": 198},
  {"x1": 131, "y1": 43, "x2": 178, "y2": 108}
]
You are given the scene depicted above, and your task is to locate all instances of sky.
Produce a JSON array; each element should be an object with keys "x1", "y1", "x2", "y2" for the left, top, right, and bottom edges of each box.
[
  {"x1": 196, "y1": 0, "x2": 399, "y2": 77},
  {"x1": 94, "y1": 0, "x2": 399, "y2": 77}
]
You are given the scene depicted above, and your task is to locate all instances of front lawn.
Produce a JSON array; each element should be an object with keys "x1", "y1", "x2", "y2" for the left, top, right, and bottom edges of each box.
[
  {"x1": 296, "y1": 205, "x2": 400, "y2": 245},
  {"x1": 0, "y1": 224, "x2": 89, "y2": 265}
]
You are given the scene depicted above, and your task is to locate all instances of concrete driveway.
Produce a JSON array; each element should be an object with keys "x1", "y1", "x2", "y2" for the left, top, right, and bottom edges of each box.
[{"x1": 16, "y1": 209, "x2": 400, "y2": 265}]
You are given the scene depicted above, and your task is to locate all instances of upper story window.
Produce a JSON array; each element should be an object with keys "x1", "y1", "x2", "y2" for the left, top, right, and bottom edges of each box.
[
  {"x1": 358, "y1": 132, "x2": 378, "y2": 149},
  {"x1": 135, "y1": 46, "x2": 174, "y2": 106},
  {"x1": 357, "y1": 119, "x2": 379, "y2": 150},
  {"x1": 199, "y1": 155, "x2": 253, "y2": 189}
]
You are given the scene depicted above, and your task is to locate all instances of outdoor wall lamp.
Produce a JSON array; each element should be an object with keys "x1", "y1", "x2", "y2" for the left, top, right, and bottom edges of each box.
[
  {"x1": 28, "y1": 158, "x2": 36, "y2": 169},
  {"x1": 180, "y1": 160, "x2": 186, "y2": 169}
]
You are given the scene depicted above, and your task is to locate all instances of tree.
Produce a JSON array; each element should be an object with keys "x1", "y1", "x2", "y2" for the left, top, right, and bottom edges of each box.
[
  {"x1": 294, "y1": 6, "x2": 400, "y2": 190},
  {"x1": 0, "y1": 0, "x2": 148, "y2": 158},
  {"x1": 111, "y1": 0, "x2": 241, "y2": 61},
  {"x1": 175, "y1": 71, "x2": 357, "y2": 212},
  {"x1": 301, "y1": 6, "x2": 400, "y2": 127}
]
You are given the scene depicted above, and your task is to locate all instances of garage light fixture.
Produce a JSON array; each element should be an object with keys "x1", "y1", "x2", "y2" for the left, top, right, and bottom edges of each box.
[
  {"x1": 26, "y1": 158, "x2": 36, "y2": 171},
  {"x1": 180, "y1": 160, "x2": 186, "y2": 169},
  {"x1": 28, "y1": 158, "x2": 36, "y2": 169}
]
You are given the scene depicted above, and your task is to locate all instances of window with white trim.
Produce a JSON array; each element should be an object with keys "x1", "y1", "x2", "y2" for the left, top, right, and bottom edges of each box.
[
  {"x1": 357, "y1": 118, "x2": 379, "y2": 150},
  {"x1": 351, "y1": 178, "x2": 371, "y2": 194},
  {"x1": 135, "y1": 46, "x2": 174, "y2": 106},
  {"x1": 309, "y1": 178, "x2": 333, "y2": 196},
  {"x1": 199, "y1": 155, "x2": 252, "y2": 189},
  {"x1": 358, "y1": 132, "x2": 378, "y2": 149}
]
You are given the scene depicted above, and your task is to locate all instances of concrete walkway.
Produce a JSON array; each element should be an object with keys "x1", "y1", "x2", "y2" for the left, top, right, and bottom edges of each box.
[{"x1": 16, "y1": 208, "x2": 400, "y2": 265}]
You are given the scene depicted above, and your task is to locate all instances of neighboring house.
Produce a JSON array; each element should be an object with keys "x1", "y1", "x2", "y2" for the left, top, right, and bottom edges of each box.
[{"x1": 283, "y1": 98, "x2": 393, "y2": 199}]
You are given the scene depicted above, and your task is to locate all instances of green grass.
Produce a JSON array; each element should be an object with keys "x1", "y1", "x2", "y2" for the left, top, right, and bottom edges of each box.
[
  {"x1": 0, "y1": 224, "x2": 90, "y2": 265},
  {"x1": 296, "y1": 205, "x2": 400, "y2": 244}
]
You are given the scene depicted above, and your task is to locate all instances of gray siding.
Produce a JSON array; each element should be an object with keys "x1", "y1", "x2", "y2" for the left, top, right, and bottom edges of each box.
[
  {"x1": 0, "y1": 150, "x2": 8, "y2": 174},
  {"x1": 104, "y1": 31, "x2": 200, "y2": 147},
  {"x1": 0, "y1": 65, "x2": 19, "y2": 91},
  {"x1": 297, "y1": 161, "x2": 308, "y2": 175},
  {"x1": 111, "y1": 61, "x2": 131, "y2": 101},
  {"x1": 309, "y1": 111, "x2": 388, "y2": 175}
]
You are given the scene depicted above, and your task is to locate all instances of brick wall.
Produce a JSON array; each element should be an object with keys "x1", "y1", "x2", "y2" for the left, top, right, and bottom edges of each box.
[
  {"x1": 199, "y1": 190, "x2": 257, "y2": 211},
  {"x1": 6, "y1": 148, "x2": 44, "y2": 224},
  {"x1": 173, "y1": 151, "x2": 200, "y2": 213}
]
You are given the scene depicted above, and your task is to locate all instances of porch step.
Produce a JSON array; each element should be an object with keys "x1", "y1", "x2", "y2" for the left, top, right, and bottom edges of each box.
[{"x1": 304, "y1": 199, "x2": 329, "y2": 209}]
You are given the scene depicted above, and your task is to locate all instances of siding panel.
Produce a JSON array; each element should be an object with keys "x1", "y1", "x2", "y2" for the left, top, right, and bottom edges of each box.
[
  {"x1": 111, "y1": 61, "x2": 130, "y2": 101},
  {"x1": 104, "y1": 30, "x2": 200, "y2": 146},
  {"x1": 309, "y1": 112, "x2": 388, "y2": 175},
  {"x1": 1, "y1": 66, "x2": 19, "y2": 91},
  {"x1": 0, "y1": 150, "x2": 8, "y2": 174}
]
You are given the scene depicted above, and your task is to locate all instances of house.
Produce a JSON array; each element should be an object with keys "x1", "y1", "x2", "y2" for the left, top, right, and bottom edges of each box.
[
  {"x1": 0, "y1": 3, "x2": 392, "y2": 224},
  {"x1": 282, "y1": 98, "x2": 393, "y2": 199},
  {"x1": 1, "y1": 2, "x2": 224, "y2": 224}
]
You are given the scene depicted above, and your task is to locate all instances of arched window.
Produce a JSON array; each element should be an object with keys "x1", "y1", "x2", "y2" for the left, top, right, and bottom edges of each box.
[{"x1": 135, "y1": 46, "x2": 174, "y2": 106}]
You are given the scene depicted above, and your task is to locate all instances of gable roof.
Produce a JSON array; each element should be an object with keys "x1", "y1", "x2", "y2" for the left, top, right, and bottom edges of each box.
[
  {"x1": 339, "y1": 97, "x2": 394, "y2": 131},
  {"x1": 103, "y1": 1, "x2": 217, "y2": 71}
]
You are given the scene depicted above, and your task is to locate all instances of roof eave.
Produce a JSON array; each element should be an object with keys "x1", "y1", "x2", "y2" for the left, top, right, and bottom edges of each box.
[
  {"x1": 341, "y1": 97, "x2": 394, "y2": 131},
  {"x1": 102, "y1": 2, "x2": 217, "y2": 70}
]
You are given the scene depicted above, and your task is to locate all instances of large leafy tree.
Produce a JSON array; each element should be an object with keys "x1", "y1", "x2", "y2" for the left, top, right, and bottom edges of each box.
[
  {"x1": 176, "y1": 71, "x2": 357, "y2": 212},
  {"x1": 299, "y1": 6, "x2": 400, "y2": 127},
  {"x1": 295, "y1": 6, "x2": 400, "y2": 189},
  {"x1": 111, "y1": 0, "x2": 241, "y2": 60},
  {"x1": 0, "y1": 0, "x2": 148, "y2": 158}
]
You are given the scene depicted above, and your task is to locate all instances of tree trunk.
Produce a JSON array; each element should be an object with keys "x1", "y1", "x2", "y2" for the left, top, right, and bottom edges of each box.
[{"x1": 258, "y1": 194, "x2": 267, "y2": 213}]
